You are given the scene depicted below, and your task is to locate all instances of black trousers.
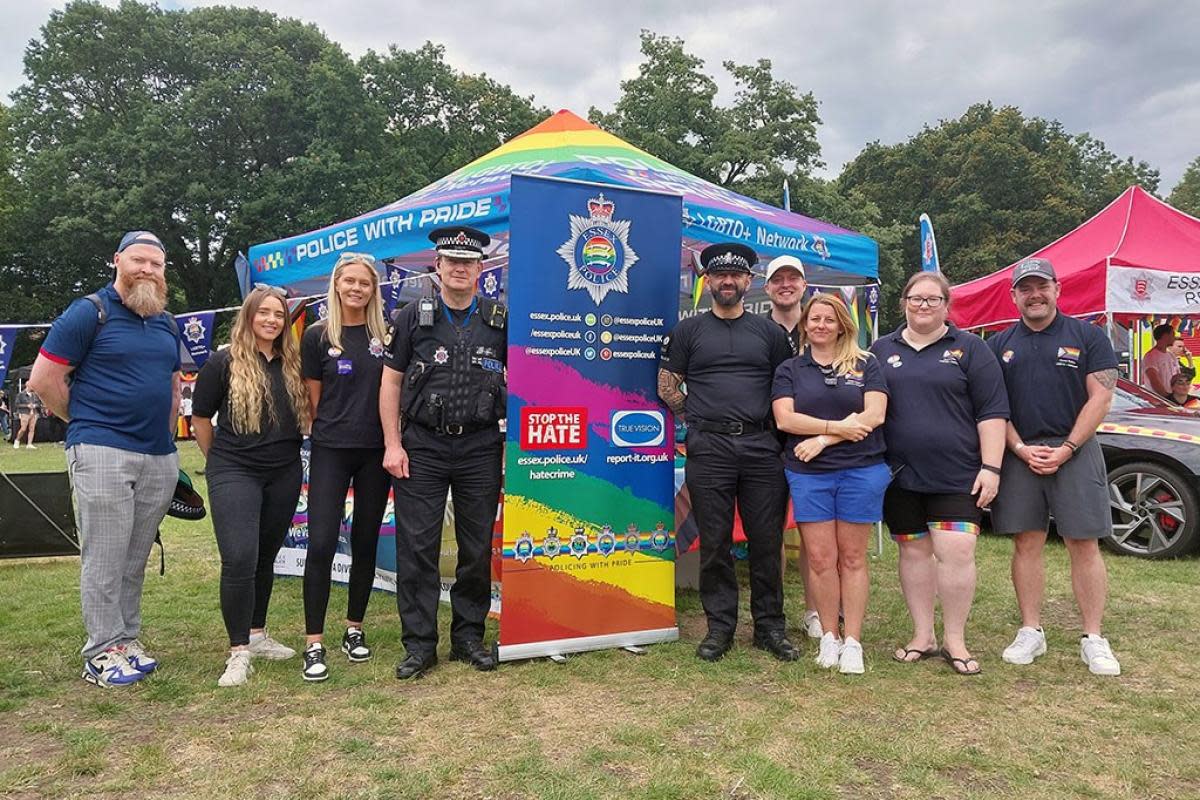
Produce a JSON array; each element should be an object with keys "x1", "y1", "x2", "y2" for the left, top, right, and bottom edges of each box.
[
  {"x1": 392, "y1": 424, "x2": 501, "y2": 658},
  {"x1": 207, "y1": 454, "x2": 303, "y2": 647},
  {"x1": 683, "y1": 429, "x2": 788, "y2": 637},
  {"x1": 302, "y1": 445, "x2": 391, "y2": 635}
]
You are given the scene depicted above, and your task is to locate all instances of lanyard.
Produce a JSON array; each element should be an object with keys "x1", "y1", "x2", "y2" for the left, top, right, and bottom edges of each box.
[{"x1": 443, "y1": 297, "x2": 477, "y2": 328}]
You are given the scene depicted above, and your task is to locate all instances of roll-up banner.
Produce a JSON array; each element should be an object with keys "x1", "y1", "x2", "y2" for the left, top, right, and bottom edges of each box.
[{"x1": 499, "y1": 174, "x2": 681, "y2": 661}]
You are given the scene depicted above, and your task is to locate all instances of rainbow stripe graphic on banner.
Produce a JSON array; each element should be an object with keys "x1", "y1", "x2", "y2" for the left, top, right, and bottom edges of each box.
[{"x1": 499, "y1": 175, "x2": 681, "y2": 660}]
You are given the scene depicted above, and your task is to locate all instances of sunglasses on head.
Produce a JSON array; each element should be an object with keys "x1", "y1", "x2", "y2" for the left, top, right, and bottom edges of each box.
[
  {"x1": 252, "y1": 283, "x2": 287, "y2": 297},
  {"x1": 335, "y1": 252, "x2": 377, "y2": 269}
]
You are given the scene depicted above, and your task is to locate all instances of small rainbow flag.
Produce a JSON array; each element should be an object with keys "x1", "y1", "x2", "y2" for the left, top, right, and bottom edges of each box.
[{"x1": 691, "y1": 275, "x2": 705, "y2": 310}]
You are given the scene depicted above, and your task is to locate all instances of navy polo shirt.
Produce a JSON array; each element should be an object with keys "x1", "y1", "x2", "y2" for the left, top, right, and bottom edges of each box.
[
  {"x1": 41, "y1": 284, "x2": 180, "y2": 455},
  {"x1": 771, "y1": 350, "x2": 888, "y2": 473},
  {"x1": 987, "y1": 312, "x2": 1117, "y2": 441},
  {"x1": 871, "y1": 325, "x2": 1009, "y2": 493},
  {"x1": 661, "y1": 310, "x2": 792, "y2": 425}
]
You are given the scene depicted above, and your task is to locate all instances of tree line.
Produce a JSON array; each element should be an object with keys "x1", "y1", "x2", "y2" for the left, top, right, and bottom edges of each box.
[{"x1": 2, "y1": 1, "x2": 1198, "y2": 350}]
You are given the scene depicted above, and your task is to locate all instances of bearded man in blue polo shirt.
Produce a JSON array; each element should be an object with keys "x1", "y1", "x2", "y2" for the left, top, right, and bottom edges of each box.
[
  {"x1": 30, "y1": 231, "x2": 181, "y2": 688},
  {"x1": 987, "y1": 257, "x2": 1122, "y2": 676}
]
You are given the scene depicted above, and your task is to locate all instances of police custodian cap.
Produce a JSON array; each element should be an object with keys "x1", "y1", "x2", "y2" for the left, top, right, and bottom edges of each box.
[
  {"x1": 700, "y1": 242, "x2": 757, "y2": 275},
  {"x1": 429, "y1": 225, "x2": 490, "y2": 260}
]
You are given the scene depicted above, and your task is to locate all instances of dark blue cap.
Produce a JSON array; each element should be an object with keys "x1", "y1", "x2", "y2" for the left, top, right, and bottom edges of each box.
[
  {"x1": 429, "y1": 226, "x2": 489, "y2": 259},
  {"x1": 700, "y1": 242, "x2": 757, "y2": 275},
  {"x1": 117, "y1": 230, "x2": 166, "y2": 253}
]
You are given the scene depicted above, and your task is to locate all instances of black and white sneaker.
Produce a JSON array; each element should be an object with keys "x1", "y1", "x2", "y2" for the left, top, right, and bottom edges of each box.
[
  {"x1": 302, "y1": 642, "x2": 329, "y2": 682},
  {"x1": 342, "y1": 627, "x2": 372, "y2": 663}
]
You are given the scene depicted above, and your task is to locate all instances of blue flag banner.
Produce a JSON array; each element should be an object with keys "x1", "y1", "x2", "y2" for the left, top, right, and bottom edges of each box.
[
  {"x1": 479, "y1": 265, "x2": 502, "y2": 300},
  {"x1": 383, "y1": 263, "x2": 406, "y2": 318},
  {"x1": 309, "y1": 299, "x2": 328, "y2": 324},
  {"x1": 783, "y1": 179, "x2": 791, "y2": 212},
  {"x1": 499, "y1": 174, "x2": 681, "y2": 662},
  {"x1": 234, "y1": 252, "x2": 252, "y2": 299},
  {"x1": 919, "y1": 213, "x2": 941, "y2": 273},
  {"x1": 176, "y1": 312, "x2": 216, "y2": 368},
  {"x1": 0, "y1": 326, "x2": 18, "y2": 386}
]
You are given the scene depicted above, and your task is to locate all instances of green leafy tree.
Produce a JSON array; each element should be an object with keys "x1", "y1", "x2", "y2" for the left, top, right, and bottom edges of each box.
[
  {"x1": 838, "y1": 103, "x2": 1160, "y2": 287},
  {"x1": 590, "y1": 31, "x2": 822, "y2": 188},
  {"x1": 1168, "y1": 156, "x2": 1200, "y2": 217}
]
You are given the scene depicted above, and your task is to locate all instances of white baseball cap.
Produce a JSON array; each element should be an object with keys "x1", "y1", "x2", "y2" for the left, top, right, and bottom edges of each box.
[{"x1": 765, "y1": 255, "x2": 806, "y2": 281}]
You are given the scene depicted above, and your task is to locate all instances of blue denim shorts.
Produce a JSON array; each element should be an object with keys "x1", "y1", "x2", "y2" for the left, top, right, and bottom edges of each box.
[{"x1": 786, "y1": 461, "x2": 892, "y2": 523}]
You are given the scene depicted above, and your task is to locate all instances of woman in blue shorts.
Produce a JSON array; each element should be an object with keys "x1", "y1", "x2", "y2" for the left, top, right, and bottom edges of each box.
[
  {"x1": 870, "y1": 272, "x2": 1008, "y2": 675},
  {"x1": 772, "y1": 293, "x2": 889, "y2": 674}
]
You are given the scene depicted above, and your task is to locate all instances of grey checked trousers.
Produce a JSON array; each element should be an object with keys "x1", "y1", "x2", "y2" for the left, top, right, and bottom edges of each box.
[{"x1": 68, "y1": 444, "x2": 178, "y2": 659}]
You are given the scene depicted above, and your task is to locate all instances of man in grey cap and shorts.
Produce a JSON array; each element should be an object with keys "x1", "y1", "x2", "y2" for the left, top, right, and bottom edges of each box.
[{"x1": 986, "y1": 257, "x2": 1122, "y2": 676}]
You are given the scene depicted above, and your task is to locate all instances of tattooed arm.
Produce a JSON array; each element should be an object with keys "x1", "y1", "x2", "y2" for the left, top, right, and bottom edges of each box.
[
  {"x1": 657, "y1": 368, "x2": 687, "y2": 422},
  {"x1": 1066, "y1": 368, "x2": 1117, "y2": 447}
]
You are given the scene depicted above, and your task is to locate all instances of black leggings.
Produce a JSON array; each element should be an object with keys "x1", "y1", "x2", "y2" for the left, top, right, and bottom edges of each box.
[
  {"x1": 302, "y1": 445, "x2": 391, "y2": 635},
  {"x1": 207, "y1": 455, "x2": 303, "y2": 647}
]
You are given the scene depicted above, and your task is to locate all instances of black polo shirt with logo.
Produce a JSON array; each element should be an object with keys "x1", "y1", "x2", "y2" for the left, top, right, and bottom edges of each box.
[
  {"x1": 770, "y1": 350, "x2": 888, "y2": 473},
  {"x1": 661, "y1": 309, "x2": 792, "y2": 426},
  {"x1": 871, "y1": 324, "x2": 1009, "y2": 493},
  {"x1": 987, "y1": 312, "x2": 1118, "y2": 441}
]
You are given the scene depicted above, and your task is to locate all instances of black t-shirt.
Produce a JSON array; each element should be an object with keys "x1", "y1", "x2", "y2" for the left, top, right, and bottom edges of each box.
[
  {"x1": 988, "y1": 313, "x2": 1118, "y2": 441},
  {"x1": 660, "y1": 309, "x2": 792, "y2": 425},
  {"x1": 771, "y1": 350, "x2": 889, "y2": 473},
  {"x1": 192, "y1": 348, "x2": 302, "y2": 469},
  {"x1": 764, "y1": 309, "x2": 802, "y2": 356},
  {"x1": 301, "y1": 322, "x2": 386, "y2": 449},
  {"x1": 871, "y1": 325, "x2": 1009, "y2": 493}
]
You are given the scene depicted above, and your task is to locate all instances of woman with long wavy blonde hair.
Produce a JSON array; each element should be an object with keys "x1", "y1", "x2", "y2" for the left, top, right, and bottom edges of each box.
[
  {"x1": 192, "y1": 286, "x2": 309, "y2": 687},
  {"x1": 298, "y1": 252, "x2": 392, "y2": 681},
  {"x1": 772, "y1": 292, "x2": 890, "y2": 675}
]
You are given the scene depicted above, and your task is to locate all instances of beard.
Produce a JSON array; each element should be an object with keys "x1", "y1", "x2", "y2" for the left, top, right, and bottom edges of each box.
[
  {"x1": 119, "y1": 273, "x2": 168, "y2": 317},
  {"x1": 710, "y1": 283, "x2": 747, "y2": 308}
]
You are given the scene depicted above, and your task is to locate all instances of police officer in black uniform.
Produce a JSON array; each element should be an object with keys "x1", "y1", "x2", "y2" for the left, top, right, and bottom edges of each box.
[
  {"x1": 380, "y1": 225, "x2": 506, "y2": 679},
  {"x1": 658, "y1": 242, "x2": 799, "y2": 663}
]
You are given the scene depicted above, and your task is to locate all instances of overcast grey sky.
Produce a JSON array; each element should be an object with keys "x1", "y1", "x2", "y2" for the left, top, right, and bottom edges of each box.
[{"x1": 3, "y1": 1, "x2": 1197, "y2": 191}]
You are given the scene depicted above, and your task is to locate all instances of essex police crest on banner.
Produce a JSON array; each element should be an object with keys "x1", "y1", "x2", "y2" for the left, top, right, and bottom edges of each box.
[{"x1": 557, "y1": 194, "x2": 639, "y2": 305}]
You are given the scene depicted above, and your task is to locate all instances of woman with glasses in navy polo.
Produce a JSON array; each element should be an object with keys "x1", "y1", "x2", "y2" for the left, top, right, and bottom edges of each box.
[
  {"x1": 772, "y1": 293, "x2": 889, "y2": 675},
  {"x1": 871, "y1": 273, "x2": 1008, "y2": 675},
  {"x1": 298, "y1": 252, "x2": 393, "y2": 682}
]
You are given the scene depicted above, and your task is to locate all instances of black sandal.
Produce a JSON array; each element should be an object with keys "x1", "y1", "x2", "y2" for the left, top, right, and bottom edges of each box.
[
  {"x1": 940, "y1": 648, "x2": 981, "y2": 675},
  {"x1": 892, "y1": 646, "x2": 939, "y2": 663}
]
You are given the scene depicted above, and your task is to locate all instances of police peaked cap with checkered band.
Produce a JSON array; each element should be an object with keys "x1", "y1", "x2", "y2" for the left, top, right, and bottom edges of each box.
[
  {"x1": 429, "y1": 225, "x2": 490, "y2": 260},
  {"x1": 700, "y1": 242, "x2": 758, "y2": 275}
]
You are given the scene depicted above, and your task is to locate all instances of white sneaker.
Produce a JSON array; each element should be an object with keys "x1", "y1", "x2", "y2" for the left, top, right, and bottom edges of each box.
[
  {"x1": 218, "y1": 650, "x2": 254, "y2": 687},
  {"x1": 26, "y1": 444, "x2": 36, "y2": 449},
  {"x1": 803, "y1": 610, "x2": 823, "y2": 640},
  {"x1": 247, "y1": 632, "x2": 296, "y2": 660},
  {"x1": 839, "y1": 637, "x2": 865, "y2": 674},
  {"x1": 1080, "y1": 635, "x2": 1121, "y2": 676},
  {"x1": 123, "y1": 639, "x2": 159, "y2": 673},
  {"x1": 13, "y1": 441, "x2": 19, "y2": 449},
  {"x1": 816, "y1": 632, "x2": 842, "y2": 669},
  {"x1": 1002, "y1": 626, "x2": 1047, "y2": 665}
]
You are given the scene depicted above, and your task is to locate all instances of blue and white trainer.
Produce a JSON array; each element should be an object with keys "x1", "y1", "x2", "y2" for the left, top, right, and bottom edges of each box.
[
  {"x1": 123, "y1": 640, "x2": 159, "y2": 673},
  {"x1": 82, "y1": 648, "x2": 145, "y2": 687}
]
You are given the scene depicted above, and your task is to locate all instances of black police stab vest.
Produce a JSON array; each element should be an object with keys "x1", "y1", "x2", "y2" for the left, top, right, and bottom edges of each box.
[{"x1": 401, "y1": 297, "x2": 507, "y2": 431}]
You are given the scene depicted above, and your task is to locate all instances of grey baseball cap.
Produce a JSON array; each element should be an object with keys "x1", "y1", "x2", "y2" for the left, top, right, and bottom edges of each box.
[{"x1": 1011, "y1": 257, "x2": 1056, "y2": 287}]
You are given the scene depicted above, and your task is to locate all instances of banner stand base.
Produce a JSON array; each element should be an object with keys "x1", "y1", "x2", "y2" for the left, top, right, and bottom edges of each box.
[{"x1": 497, "y1": 626, "x2": 679, "y2": 663}]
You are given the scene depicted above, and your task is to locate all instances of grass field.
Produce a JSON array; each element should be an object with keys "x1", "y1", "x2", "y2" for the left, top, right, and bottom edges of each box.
[{"x1": 1, "y1": 441, "x2": 1198, "y2": 799}]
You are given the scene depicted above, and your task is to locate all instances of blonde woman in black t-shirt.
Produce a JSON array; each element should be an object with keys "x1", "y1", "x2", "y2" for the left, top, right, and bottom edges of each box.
[
  {"x1": 298, "y1": 253, "x2": 392, "y2": 682},
  {"x1": 193, "y1": 286, "x2": 309, "y2": 687}
]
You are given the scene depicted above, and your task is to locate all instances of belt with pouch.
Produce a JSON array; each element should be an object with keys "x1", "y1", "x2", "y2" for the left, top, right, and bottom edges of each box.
[
  {"x1": 409, "y1": 420, "x2": 492, "y2": 437},
  {"x1": 691, "y1": 419, "x2": 769, "y2": 436}
]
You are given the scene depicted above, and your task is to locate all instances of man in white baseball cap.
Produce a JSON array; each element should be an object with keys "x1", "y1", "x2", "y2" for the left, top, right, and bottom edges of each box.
[{"x1": 764, "y1": 256, "x2": 807, "y2": 356}]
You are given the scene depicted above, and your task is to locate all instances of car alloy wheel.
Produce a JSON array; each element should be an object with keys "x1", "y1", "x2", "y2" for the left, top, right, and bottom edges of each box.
[{"x1": 1105, "y1": 461, "x2": 1199, "y2": 558}]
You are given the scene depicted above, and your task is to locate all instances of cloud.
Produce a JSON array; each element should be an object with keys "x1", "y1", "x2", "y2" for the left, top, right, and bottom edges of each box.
[{"x1": 2, "y1": 1, "x2": 1196, "y2": 190}]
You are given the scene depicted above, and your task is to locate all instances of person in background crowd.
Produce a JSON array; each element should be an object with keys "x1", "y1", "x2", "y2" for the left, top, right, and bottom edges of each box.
[
  {"x1": 299, "y1": 253, "x2": 392, "y2": 682},
  {"x1": 192, "y1": 286, "x2": 308, "y2": 687},
  {"x1": 0, "y1": 389, "x2": 11, "y2": 441},
  {"x1": 1141, "y1": 324, "x2": 1178, "y2": 397},
  {"x1": 870, "y1": 273, "x2": 1009, "y2": 675},
  {"x1": 1169, "y1": 336, "x2": 1195, "y2": 379},
  {"x1": 381, "y1": 226, "x2": 506, "y2": 679},
  {"x1": 659, "y1": 243, "x2": 799, "y2": 665},
  {"x1": 988, "y1": 257, "x2": 1122, "y2": 676},
  {"x1": 763, "y1": 254, "x2": 821, "y2": 640},
  {"x1": 772, "y1": 293, "x2": 889, "y2": 675},
  {"x1": 29, "y1": 230, "x2": 180, "y2": 687},
  {"x1": 1167, "y1": 372, "x2": 1200, "y2": 409},
  {"x1": 179, "y1": 383, "x2": 193, "y2": 439},
  {"x1": 14, "y1": 386, "x2": 41, "y2": 448}
]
